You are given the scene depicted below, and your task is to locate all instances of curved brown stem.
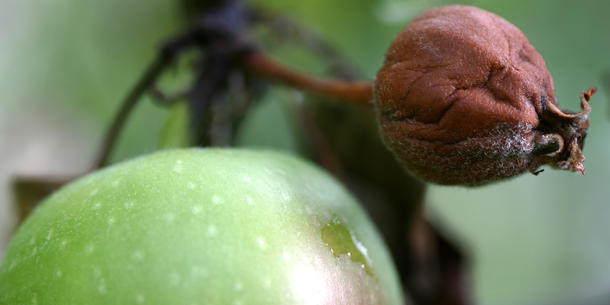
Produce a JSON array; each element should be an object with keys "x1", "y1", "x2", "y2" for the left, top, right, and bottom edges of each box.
[{"x1": 242, "y1": 51, "x2": 375, "y2": 105}]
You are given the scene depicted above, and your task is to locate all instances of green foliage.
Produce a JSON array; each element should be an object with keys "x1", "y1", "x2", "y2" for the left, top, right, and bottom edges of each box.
[{"x1": 159, "y1": 101, "x2": 190, "y2": 149}]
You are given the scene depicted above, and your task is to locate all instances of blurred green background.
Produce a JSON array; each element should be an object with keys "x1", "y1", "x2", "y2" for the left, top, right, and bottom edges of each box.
[{"x1": 1, "y1": 0, "x2": 609, "y2": 304}]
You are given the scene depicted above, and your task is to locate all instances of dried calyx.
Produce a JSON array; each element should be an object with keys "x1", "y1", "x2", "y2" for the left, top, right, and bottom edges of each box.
[
  {"x1": 531, "y1": 88, "x2": 595, "y2": 175},
  {"x1": 374, "y1": 5, "x2": 596, "y2": 186}
]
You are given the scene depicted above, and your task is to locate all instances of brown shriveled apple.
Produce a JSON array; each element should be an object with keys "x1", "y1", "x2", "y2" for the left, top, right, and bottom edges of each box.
[
  {"x1": 374, "y1": 5, "x2": 595, "y2": 185},
  {"x1": 245, "y1": 5, "x2": 596, "y2": 186}
]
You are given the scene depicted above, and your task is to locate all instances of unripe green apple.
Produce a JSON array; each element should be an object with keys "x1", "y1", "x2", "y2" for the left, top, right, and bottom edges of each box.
[{"x1": 0, "y1": 149, "x2": 405, "y2": 305}]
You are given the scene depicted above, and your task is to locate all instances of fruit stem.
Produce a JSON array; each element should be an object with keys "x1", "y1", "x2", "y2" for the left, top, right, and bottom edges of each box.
[{"x1": 242, "y1": 51, "x2": 375, "y2": 105}]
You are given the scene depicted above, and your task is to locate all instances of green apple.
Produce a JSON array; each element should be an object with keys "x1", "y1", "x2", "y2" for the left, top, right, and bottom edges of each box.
[{"x1": 0, "y1": 149, "x2": 405, "y2": 305}]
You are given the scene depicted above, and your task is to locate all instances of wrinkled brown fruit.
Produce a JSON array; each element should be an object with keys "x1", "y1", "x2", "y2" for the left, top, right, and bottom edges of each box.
[{"x1": 374, "y1": 5, "x2": 595, "y2": 186}]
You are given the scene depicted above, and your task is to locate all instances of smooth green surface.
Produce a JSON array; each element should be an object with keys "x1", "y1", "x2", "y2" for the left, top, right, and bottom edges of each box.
[{"x1": 0, "y1": 149, "x2": 403, "y2": 305}]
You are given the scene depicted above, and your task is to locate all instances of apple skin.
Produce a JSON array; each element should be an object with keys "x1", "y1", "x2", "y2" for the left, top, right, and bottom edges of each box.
[{"x1": 0, "y1": 149, "x2": 405, "y2": 305}]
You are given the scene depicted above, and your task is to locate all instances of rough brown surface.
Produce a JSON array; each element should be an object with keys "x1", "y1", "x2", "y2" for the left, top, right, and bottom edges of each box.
[{"x1": 375, "y1": 5, "x2": 594, "y2": 185}]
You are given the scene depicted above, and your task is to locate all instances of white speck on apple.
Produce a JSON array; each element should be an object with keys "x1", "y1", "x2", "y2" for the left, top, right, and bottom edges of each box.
[
  {"x1": 169, "y1": 272, "x2": 180, "y2": 286},
  {"x1": 192, "y1": 205, "x2": 203, "y2": 215},
  {"x1": 131, "y1": 250, "x2": 144, "y2": 261},
  {"x1": 262, "y1": 277, "x2": 272, "y2": 289},
  {"x1": 305, "y1": 206, "x2": 312, "y2": 215},
  {"x1": 93, "y1": 267, "x2": 102, "y2": 277},
  {"x1": 256, "y1": 237, "x2": 266, "y2": 249},
  {"x1": 123, "y1": 201, "x2": 134, "y2": 209},
  {"x1": 164, "y1": 213, "x2": 175, "y2": 223},
  {"x1": 97, "y1": 282, "x2": 107, "y2": 294},
  {"x1": 173, "y1": 159, "x2": 184, "y2": 173},
  {"x1": 207, "y1": 225, "x2": 217, "y2": 237},
  {"x1": 190, "y1": 266, "x2": 207, "y2": 278},
  {"x1": 281, "y1": 192, "x2": 291, "y2": 202},
  {"x1": 85, "y1": 244, "x2": 95, "y2": 254}
]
